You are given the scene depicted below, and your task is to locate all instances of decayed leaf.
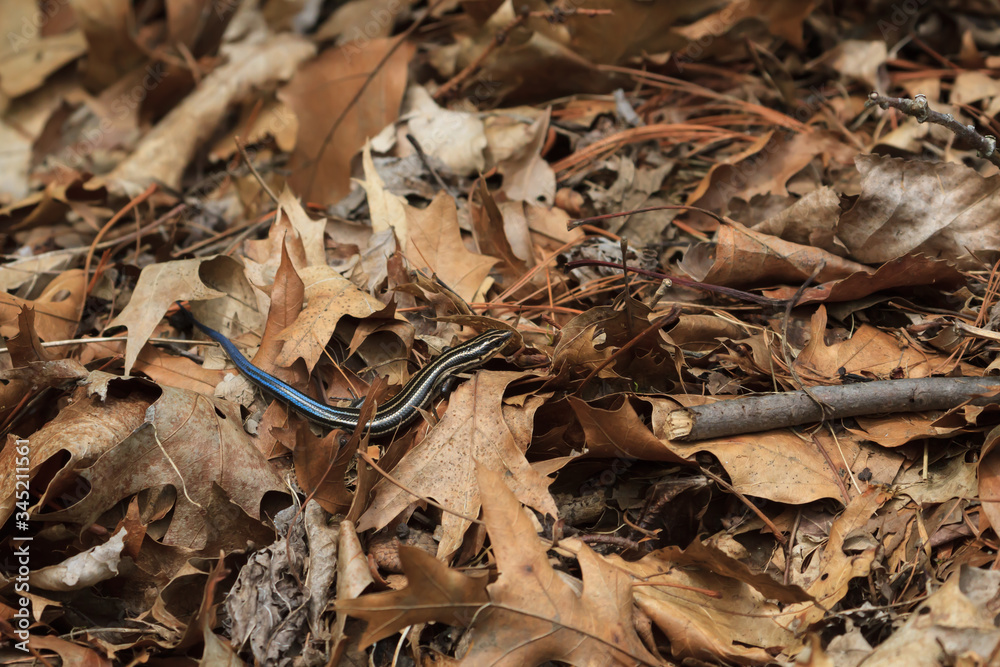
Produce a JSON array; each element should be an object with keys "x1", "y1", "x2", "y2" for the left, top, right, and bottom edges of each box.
[
  {"x1": 227, "y1": 502, "x2": 341, "y2": 663},
  {"x1": 0, "y1": 374, "x2": 153, "y2": 527},
  {"x1": 337, "y1": 546, "x2": 489, "y2": 647},
  {"x1": 44, "y1": 373, "x2": 286, "y2": 550},
  {"x1": 294, "y1": 430, "x2": 355, "y2": 513},
  {"x1": 827, "y1": 39, "x2": 888, "y2": 90},
  {"x1": 751, "y1": 186, "x2": 843, "y2": 252},
  {"x1": 897, "y1": 455, "x2": 977, "y2": 505},
  {"x1": 686, "y1": 131, "x2": 855, "y2": 223},
  {"x1": 610, "y1": 548, "x2": 793, "y2": 664},
  {"x1": 193, "y1": 557, "x2": 244, "y2": 663},
  {"x1": 10, "y1": 2, "x2": 1000, "y2": 663},
  {"x1": 978, "y1": 424, "x2": 1000, "y2": 534},
  {"x1": 0, "y1": 0, "x2": 85, "y2": 99},
  {"x1": 838, "y1": 154, "x2": 1000, "y2": 267},
  {"x1": 679, "y1": 222, "x2": 870, "y2": 289},
  {"x1": 15, "y1": 634, "x2": 112, "y2": 666},
  {"x1": 30, "y1": 528, "x2": 125, "y2": 591},
  {"x1": 332, "y1": 520, "x2": 374, "y2": 646},
  {"x1": 461, "y1": 465, "x2": 658, "y2": 667},
  {"x1": 569, "y1": 393, "x2": 903, "y2": 504},
  {"x1": 858, "y1": 567, "x2": 1000, "y2": 666},
  {"x1": 763, "y1": 254, "x2": 966, "y2": 304},
  {"x1": 403, "y1": 86, "x2": 487, "y2": 175},
  {"x1": 848, "y1": 412, "x2": 970, "y2": 448},
  {"x1": 494, "y1": 106, "x2": 556, "y2": 206},
  {"x1": 358, "y1": 370, "x2": 555, "y2": 557},
  {"x1": 674, "y1": 0, "x2": 819, "y2": 50},
  {"x1": 781, "y1": 490, "x2": 885, "y2": 631},
  {"x1": 69, "y1": 0, "x2": 147, "y2": 89}
]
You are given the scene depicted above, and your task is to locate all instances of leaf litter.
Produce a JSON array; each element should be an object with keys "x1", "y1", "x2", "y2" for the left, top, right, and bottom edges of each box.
[{"x1": 5, "y1": 1, "x2": 1000, "y2": 665}]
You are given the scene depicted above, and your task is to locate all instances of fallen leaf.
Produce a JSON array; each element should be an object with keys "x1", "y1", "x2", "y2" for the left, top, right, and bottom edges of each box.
[
  {"x1": 0, "y1": 269, "x2": 86, "y2": 341},
  {"x1": 857, "y1": 566, "x2": 1000, "y2": 666},
  {"x1": 337, "y1": 546, "x2": 489, "y2": 647},
  {"x1": 30, "y1": 528, "x2": 125, "y2": 591},
  {"x1": 358, "y1": 370, "x2": 555, "y2": 557},
  {"x1": 44, "y1": 373, "x2": 287, "y2": 550},
  {"x1": 105, "y1": 33, "x2": 314, "y2": 192},
  {"x1": 838, "y1": 154, "x2": 1000, "y2": 267},
  {"x1": 283, "y1": 38, "x2": 414, "y2": 203},
  {"x1": 461, "y1": 464, "x2": 658, "y2": 666}
]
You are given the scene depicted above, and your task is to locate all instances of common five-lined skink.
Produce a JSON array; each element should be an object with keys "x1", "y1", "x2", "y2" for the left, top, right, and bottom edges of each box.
[{"x1": 176, "y1": 304, "x2": 513, "y2": 437}]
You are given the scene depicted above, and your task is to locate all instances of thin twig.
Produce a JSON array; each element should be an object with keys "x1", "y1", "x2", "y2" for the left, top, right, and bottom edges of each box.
[
  {"x1": 700, "y1": 467, "x2": 787, "y2": 547},
  {"x1": 235, "y1": 136, "x2": 280, "y2": 204},
  {"x1": 781, "y1": 262, "x2": 832, "y2": 418},
  {"x1": 563, "y1": 259, "x2": 786, "y2": 307},
  {"x1": 866, "y1": 92, "x2": 1000, "y2": 168}
]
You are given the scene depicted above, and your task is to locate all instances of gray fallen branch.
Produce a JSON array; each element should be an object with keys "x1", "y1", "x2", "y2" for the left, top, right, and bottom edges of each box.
[{"x1": 665, "y1": 377, "x2": 1000, "y2": 441}]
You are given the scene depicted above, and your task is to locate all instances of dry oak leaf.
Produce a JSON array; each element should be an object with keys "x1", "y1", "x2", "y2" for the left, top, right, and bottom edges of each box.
[
  {"x1": 0, "y1": 373, "x2": 154, "y2": 527},
  {"x1": 13, "y1": 634, "x2": 111, "y2": 667},
  {"x1": 276, "y1": 186, "x2": 328, "y2": 269},
  {"x1": 794, "y1": 304, "x2": 958, "y2": 381},
  {"x1": 0, "y1": 269, "x2": 86, "y2": 341},
  {"x1": 460, "y1": 465, "x2": 658, "y2": 667},
  {"x1": 274, "y1": 264, "x2": 394, "y2": 372},
  {"x1": 779, "y1": 490, "x2": 885, "y2": 634},
  {"x1": 337, "y1": 546, "x2": 489, "y2": 648},
  {"x1": 856, "y1": 566, "x2": 1000, "y2": 666},
  {"x1": 358, "y1": 143, "x2": 498, "y2": 303},
  {"x1": 43, "y1": 373, "x2": 286, "y2": 550},
  {"x1": 644, "y1": 399, "x2": 847, "y2": 503},
  {"x1": 762, "y1": 254, "x2": 966, "y2": 305},
  {"x1": 570, "y1": 396, "x2": 688, "y2": 463},
  {"x1": 978, "y1": 424, "x2": 1000, "y2": 534},
  {"x1": 494, "y1": 106, "x2": 556, "y2": 206},
  {"x1": 687, "y1": 130, "x2": 855, "y2": 224},
  {"x1": 108, "y1": 255, "x2": 259, "y2": 376},
  {"x1": 838, "y1": 153, "x2": 1000, "y2": 267},
  {"x1": 607, "y1": 549, "x2": 794, "y2": 664},
  {"x1": 406, "y1": 198, "x2": 498, "y2": 305},
  {"x1": 358, "y1": 370, "x2": 556, "y2": 558},
  {"x1": 332, "y1": 519, "x2": 375, "y2": 649}
]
